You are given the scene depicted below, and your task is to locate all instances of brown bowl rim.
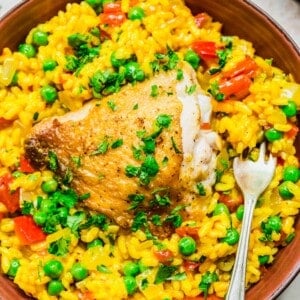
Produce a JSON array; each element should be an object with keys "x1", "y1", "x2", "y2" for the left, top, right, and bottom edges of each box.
[{"x1": 0, "y1": 0, "x2": 299, "y2": 299}]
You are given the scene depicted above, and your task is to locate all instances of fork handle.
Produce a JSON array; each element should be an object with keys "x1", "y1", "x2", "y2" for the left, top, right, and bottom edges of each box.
[{"x1": 225, "y1": 193, "x2": 257, "y2": 300}]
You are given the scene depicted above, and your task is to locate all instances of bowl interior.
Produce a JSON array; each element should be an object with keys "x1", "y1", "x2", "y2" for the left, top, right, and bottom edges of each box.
[{"x1": 0, "y1": 0, "x2": 299, "y2": 299}]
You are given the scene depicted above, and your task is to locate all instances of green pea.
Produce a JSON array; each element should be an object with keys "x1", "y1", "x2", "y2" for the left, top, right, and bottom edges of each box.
[
  {"x1": 70, "y1": 263, "x2": 89, "y2": 281},
  {"x1": 124, "y1": 62, "x2": 145, "y2": 82},
  {"x1": 87, "y1": 238, "x2": 104, "y2": 249},
  {"x1": 236, "y1": 205, "x2": 244, "y2": 221},
  {"x1": 43, "y1": 59, "x2": 58, "y2": 72},
  {"x1": 264, "y1": 128, "x2": 283, "y2": 142},
  {"x1": 283, "y1": 166, "x2": 300, "y2": 183},
  {"x1": 123, "y1": 275, "x2": 137, "y2": 295},
  {"x1": 41, "y1": 179, "x2": 58, "y2": 193},
  {"x1": 7, "y1": 258, "x2": 20, "y2": 277},
  {"x1": 262, "y1": 215, "x2": 282, "y2": 235},
  {"x1": 18, "y1": 43, "x2": 36, "y2": 58},
  {"x1": 32, "y1": 30, "x2": 49, "y2": 46},
  {"x1": 40, "y1": 85, "x2": 58, "y2": 104},
  {"x1": 43, "y1": 260, "x2": 64, "y2": 279},
  {"x1": 123, "y1": 261, "x2": 140, "y2": 277},
  {"x1": 278, "y1": 181, "x2": 294, "y2": 199},
  {"x1": 184, "y1": 49, "x2": 200, "y2": 70},
  {"x1": 110, "y1": 52, "x2": 126, "y2": 68},
  {"x1": 258, "y1": 255, "x2": 270, "y2": 265},
  {"x1": 213, "y1": 203, "x2": 230, "y2": 216},
  {"x1": 221, "y1": 228, "x2": 239, "y2": 245},
  {"x1": 33, "y1": 211, "x2": 47, "y2": 225},
  {"x1": 47, "y1": 280, "x2": 64, "y2": 296},
  {"x1": 178, "y1": 236, "x2": 197, "y2": 256},
  {"x1": 128, "y1": 6, "x2": 145, "y2": 20},
  {"x1": 280, "y1": 100, "x2": 297, "y2": 118}
]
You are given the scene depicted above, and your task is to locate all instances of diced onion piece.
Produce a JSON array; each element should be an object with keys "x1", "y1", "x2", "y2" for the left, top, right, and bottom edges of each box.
[{"x1": 0, "y1": 57, "x2": 17, "y2": 87}]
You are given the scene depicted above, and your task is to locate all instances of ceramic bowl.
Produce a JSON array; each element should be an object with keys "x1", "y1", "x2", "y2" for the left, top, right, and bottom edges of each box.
[{"x1": 0, "y1": 0, "x2": 299, "y2": 299}]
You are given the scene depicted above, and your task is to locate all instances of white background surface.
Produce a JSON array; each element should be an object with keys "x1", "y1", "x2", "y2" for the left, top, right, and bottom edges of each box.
[{"x1": 0, "y1": 0, "x2": 299, "y2": 299}]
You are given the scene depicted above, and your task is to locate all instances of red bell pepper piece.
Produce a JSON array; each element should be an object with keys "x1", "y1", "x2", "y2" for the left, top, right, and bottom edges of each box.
[
  {"x1": 194, "y1": 12, "x2": 211, "y2": 28},
  {"x1": 175, "y1": 226, "x2": 199, "y2": 240},
  {"x1": 0, "y1": 117, "x2": 13, "y2": 130},
  {"x1": 222, "y1": 56, "x2": 258, "y2": 79},
  {"x1": 154, "y1": 249, "x2": 174, "y2": 264},
  {"x1": 183, "y1": 260, "x2": 200, "y2": 272},
  {"x1": 14, "y1": 215, "x2": 46, "y2": 245},
  {"x1": 101, "y1": 2, "x2": 126, "y2": 26},
  {"x1": 218, "y1": 194, "x2": 243, "y2": 212},
  {"x1": 103, "y1": 2, "x2": 122, "y2": 13},
  {"x1": 192, "y1": 41, "x2": 218, "y2": 61},
  {"x1": 286, "y1": 124, "x2": 299, "y2": 139},
  {"x1": 101, "y1": 12, "x2": 126, "y2": 26},
  {"x1": 219, "y1": 74, "x2": 252, "y2": 100},
  {"x1": 0, "y1": 173, "x2": 20, "y2": 213},
  {"x1": 19, "y1": 155, "x2": 35, "y2": 173},
  {"x1": 200, "y1": 122, "x2": 211, "y2": 130}
]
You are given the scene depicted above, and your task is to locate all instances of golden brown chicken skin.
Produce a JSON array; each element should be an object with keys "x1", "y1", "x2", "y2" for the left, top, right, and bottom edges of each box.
[{"x1": 25, "y1": 63, "x2": 219, "y2": 228}]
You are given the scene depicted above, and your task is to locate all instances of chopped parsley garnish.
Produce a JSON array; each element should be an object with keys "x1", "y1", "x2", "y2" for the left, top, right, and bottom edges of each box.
[
  {"x1": 151, "y1": 194, "x2": 171, "y2": 207},
  {"x1": 21, "y1": 201, "x2": 34, "y2": 215},
  {"x1": 125, "y1": 155, "x2": 159, "y2": 186},
  {"x1": 196, "y1": 182, "x2": 206, "y2": 196},
  {"x1": 131, "y1": 211, "x2": 148, "y2": 232},
  {"x1": 150, "y1": 47, "x2": 179, "y2": 73},
  {"x1": 107, "y1": 100, "x2": 117, "y2": 111},
  {"x1": 176, "y1": 69, "x2": 184, "y2": 80},
  {"x1": 199, "y1": 271, "x2": 219, "y2": 296},
  {"x1": 91, "y1": 139, "x2": 110, "y2": 155},
  {"x1": 156, "y1": 114, "x2": 172, "y2": 128},
  {"x1": 140, "y1": 155, "x2": 159, "y2": 177},
  {"x1": 136, "y1": 130, "x2": 146, "y2": 138},
  {"x1": 208, "y1": 81, "x2": 224, "y2": 101},
  {"x1": 90, "y1": 69, "x2": 124, "y2": 98},
  {"x1": 154, "y1": 265, "x2": 178, "y2": 284},
  {"x1": 63, "y1": 167, "x2": 73, "y2": 184},
  {"x1": 128, "y1": 194, "x2": 145, "y2": 210},
  {"x1": 71, "y1": 155, "x2": 81, "y2": 168},
  {"x1": 164, "y1": 205, "x2": 184, "y2": 228},
  {"x1": 125, "y1": 165, "x2": 141, "y2": 177},
  {"x1": 142, "y1": 137, "x2": 156, "y2": 154},
  {"x1": 48, "y1": 150, "x2": 58, "y2": 171},
  {"x1": 79, "y1": 213, "x2": 108, "y2": 231},
  {"x1": 133, "y1": 103, "x2": 139, "y2": 110},
  {"x1": 171, "y1": 136, "x2": 182, "y2": 154},
  {"x1": 151, "y1": 214, "x2": 162, "y2": 226},
  {"x1": 48, "y1": 237, "x2": 70, "y2": 256},
  {"x1": 33, "y1": 112, "x2": 39, "y2": 121},
  {"x1": 65, "y1": 55, "x2": 79, "y2": 72},
  {"x1": 185, "y1": 84, "x2": 196, "y2": 95},
  {"x1": 66, "y1": 211, "x2": 86, "y2": 235},
  {"x1": 132, "y1": 146, "x2": 143, "y2": 160},
  {"x1": 151, "y1": 84, "x2": 159, "y2": 97},
  {"x1": 285, "y1": 232, "x2": 295, "y2": 244},
  {"x1": 111, "y1": 138, "x2": 123, "y2": 149},
  {"x1": 162, "y1": 156, "x2": 169, "y2": 166},
  {"x1": 168, "y1": 272, "x2": 187, "y2": 281},
  {"x1": 65, "y1": 33, "x2": 100, "y2": 75},
  {"x1": 97, "y1": 264, "x2": 111, "y2": 273}
]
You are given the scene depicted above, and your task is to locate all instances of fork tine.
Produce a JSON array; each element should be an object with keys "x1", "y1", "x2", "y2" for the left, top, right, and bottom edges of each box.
[{"x1": 258, "y1": 142, "x2": 266, "y2": 161}]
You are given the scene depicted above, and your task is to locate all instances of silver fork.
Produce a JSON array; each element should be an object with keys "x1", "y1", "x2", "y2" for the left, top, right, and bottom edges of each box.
[{"x1": 225, "y1": 142, "x2": 277, "y2": 300}]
